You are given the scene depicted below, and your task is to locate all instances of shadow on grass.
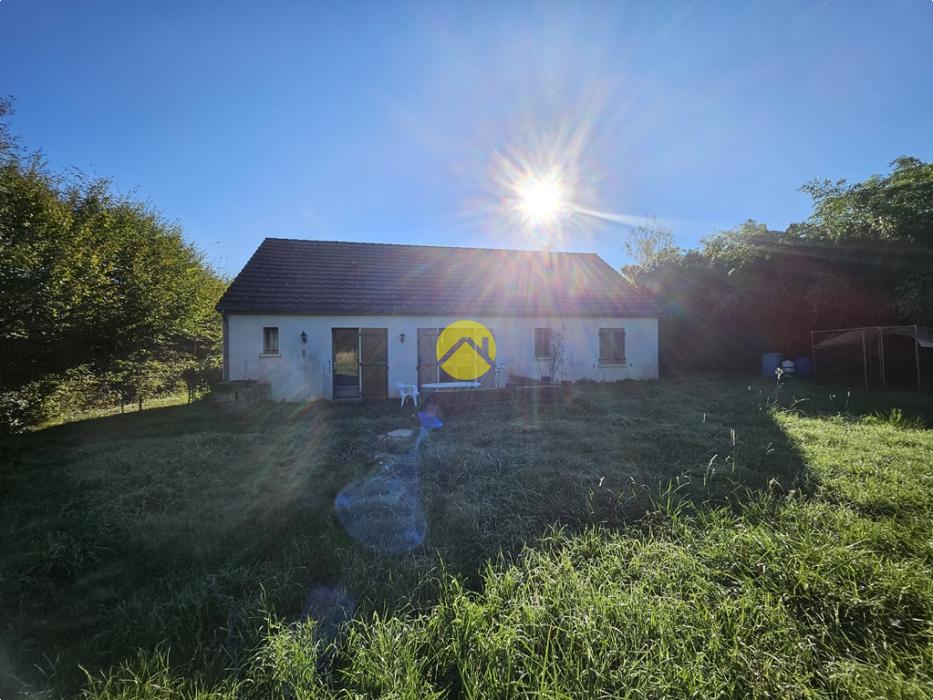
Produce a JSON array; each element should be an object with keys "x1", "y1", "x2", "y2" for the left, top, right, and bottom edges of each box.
[
  {"x1": 0, "y1": 397, "x2": 413, "y2": 696},
  {"x1": 1, "y1": 379, "x2": 816, "y2": 697},
  {"x1": 765, "y1": 378, "x2": 933, "y2": 426},
  {"x1": 412, "y1": 378, "x2": 813, "y2": 580}
]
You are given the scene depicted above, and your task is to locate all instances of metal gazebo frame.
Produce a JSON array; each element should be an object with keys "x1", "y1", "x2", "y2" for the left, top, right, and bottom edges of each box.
[{"x1": 810, "y1": 325, "x2": 932, "y2": 389}]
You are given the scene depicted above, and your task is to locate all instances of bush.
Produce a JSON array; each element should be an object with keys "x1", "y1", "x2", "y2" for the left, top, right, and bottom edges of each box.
[{"x1": 0, "y1": 380, "x2": 56, "y2": 435}]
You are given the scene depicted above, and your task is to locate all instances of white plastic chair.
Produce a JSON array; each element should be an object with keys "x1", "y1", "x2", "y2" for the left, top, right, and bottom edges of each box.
[{"x1": 397, "y1": 382, "x2": 419, "y2": 407}]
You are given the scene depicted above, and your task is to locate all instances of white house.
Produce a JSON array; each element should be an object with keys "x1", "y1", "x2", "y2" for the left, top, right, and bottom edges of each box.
[{"x1": 217, "y1": 239, "x2": 658, "y2": 401}]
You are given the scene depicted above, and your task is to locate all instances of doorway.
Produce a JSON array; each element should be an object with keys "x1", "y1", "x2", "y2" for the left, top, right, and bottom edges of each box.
[
  {"x1": 332, "y1": 328, "x2": 388, "y2": 400},
  {"x1": 417, "y1": 327, "x2": 496, "y2": 388}
]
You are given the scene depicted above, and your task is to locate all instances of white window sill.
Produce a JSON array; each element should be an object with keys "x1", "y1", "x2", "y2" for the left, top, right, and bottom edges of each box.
[
  {"x1": 259, "y1": 352, "x2": 281, "y2": 358},
  {"x1": 598, "y1": 362, "x2": 628, "y2": 367}
]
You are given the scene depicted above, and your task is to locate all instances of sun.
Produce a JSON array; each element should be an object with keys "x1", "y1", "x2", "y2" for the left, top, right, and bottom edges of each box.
[{"x1": 516, "y1": 172, "x2": 566, "y2": 225}]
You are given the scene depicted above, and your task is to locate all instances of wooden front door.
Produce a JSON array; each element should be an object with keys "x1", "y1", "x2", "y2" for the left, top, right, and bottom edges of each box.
[{"x1": 360, "y1": 328, "x2": 388, "y2": 399}]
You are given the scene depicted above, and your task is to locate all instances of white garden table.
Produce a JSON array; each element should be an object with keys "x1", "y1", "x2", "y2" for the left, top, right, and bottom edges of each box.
[
  {"x1": 419, "y1": 381, "x2": 481, "y2": 401},
  {"x1": 420, "y1": 381, "x2": 481, "y2": 391}
]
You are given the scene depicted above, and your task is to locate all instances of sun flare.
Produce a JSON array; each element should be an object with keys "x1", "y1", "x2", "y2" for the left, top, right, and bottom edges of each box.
[{"x1": 515, "y1": 172, "x2": 567, "y2": 225}]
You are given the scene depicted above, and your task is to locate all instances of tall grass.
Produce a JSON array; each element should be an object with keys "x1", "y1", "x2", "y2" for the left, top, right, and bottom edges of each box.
[
  {"x1": 83, "y1": 497, "x2": 933, "y2": 698},
  {"x1": 3, "y1": 378, "x2": 932, "y2": 698}
]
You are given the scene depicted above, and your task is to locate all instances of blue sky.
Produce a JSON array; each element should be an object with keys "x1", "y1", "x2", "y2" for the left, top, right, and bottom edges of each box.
[{"x1": 2, "y1": 1, "x2": 932, "y2": 274}]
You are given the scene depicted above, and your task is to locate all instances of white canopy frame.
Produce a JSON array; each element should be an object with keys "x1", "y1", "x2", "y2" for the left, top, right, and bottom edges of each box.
[{"x1": 810, "y1": 325, "x2": 930, "y2": 389}]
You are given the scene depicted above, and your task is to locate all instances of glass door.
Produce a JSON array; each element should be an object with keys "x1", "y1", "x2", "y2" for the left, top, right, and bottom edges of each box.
[{"x1": 332, "y1": 328, "x2": 360, "y2": 399}]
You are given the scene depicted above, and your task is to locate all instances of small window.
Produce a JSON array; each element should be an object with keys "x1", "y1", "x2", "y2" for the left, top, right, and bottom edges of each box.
[
  {"x1": 534, "y1": 327, "x2": 552, "y2": 358},
  {"x1": 262, "y1": 327, "x2": 279, "y2": 354},
  {"x1": 598, "y1": 328, "x2": 626, "y2": 364}
]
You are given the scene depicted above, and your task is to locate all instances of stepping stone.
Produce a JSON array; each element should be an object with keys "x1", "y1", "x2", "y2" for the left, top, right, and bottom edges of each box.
[{"x1": 386, "y1": 428, "x2": 415, "y2": 439}]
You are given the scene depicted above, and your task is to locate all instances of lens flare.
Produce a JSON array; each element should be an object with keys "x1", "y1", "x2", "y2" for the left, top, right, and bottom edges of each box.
[
  {"x1": 515, "y1": 172, "x2": 566, "y2": 225},
  {"x1": 475, "y1": 115, "x2": 602, "y2": 249}
]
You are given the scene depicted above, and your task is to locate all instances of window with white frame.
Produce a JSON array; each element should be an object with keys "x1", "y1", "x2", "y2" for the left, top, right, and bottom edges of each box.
[
  {"x1": 262, "y1": 327, "x2": 279, "y2": 354},
  {"x1": 598, "y1": 327, "x2": 626, "y2": 364}
]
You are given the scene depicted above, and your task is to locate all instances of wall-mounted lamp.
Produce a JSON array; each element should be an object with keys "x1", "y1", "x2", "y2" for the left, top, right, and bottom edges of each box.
[
  {"x1": 300, "y1": 331, "x2": 308, "y2": 344},
  {"x1": 399, "y1": 332, "x2": 406, "y2": 343}
]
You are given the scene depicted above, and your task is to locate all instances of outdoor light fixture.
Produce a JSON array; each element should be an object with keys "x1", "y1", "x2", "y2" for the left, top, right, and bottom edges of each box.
[
  {"x1": 300, "y1": 331, "x2": 307, "y2": 344},
  {"x1": 399, "y1": 332, "x2": 406, "y2": 343}
]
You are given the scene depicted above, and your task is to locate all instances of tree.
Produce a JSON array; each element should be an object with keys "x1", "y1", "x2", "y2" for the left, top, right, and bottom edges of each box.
[
  {"x1": 0, "y1": 97, "x2": 18, "y2": 156},
  {"x1": 621, "y1": 154, "x2": 933, "y2": 374},
  {"x1": 793, "y1": 156, "x2": 933, "y2": 244},
  {"x1": 621, "y1": 218, "x2": 678, "y2": 283},
  {"x1": 0, "y1": 100, "x2": 224, "y2": 430}
]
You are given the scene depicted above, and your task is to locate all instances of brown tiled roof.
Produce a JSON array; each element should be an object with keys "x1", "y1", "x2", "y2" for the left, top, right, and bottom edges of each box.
[{"x1": 217, "y1": 238, "x2": 656, "y2": 317}]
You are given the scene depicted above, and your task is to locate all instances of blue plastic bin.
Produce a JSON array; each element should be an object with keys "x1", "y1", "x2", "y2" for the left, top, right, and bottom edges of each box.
[
  {"x1": 761, "y1": 353, "x2": 783, "y2": 378},
  {"x1": 794, "y1": 356, "x2": 813, "y2": 379}
]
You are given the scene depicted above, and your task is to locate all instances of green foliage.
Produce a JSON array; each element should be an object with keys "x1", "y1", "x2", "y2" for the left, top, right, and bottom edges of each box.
[
  {"x1": 700, "y1": 219, "x2": 775, "y2": 268},
  {"x1": 626, "y1": 158, "x2": 933, "y2": 372},
  {"x1": 621, "y1": 217, "x2": 679, "y2": 275},
  {"x1": 794, "y1": 156, "x2": 933, "y2": 244},
  {"x1": 894, "y1": 271, "x2": 933, "y2": 326},
  {"x1": 0, "y1": 99, "x2": 224, "y2": 431}
]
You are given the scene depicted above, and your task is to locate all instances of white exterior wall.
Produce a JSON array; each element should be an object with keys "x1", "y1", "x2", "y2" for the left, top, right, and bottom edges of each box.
[{"x1": 225, "y1": 314, "x2": 658, "y2": 401}]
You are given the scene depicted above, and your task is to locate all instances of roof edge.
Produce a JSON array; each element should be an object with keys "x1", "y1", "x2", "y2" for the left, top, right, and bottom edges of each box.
[{"x1": 260, "y1": 236, "x2": 606, "y2": 259}]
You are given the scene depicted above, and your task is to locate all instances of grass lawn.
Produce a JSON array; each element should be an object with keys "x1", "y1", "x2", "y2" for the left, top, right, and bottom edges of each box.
[
  {"x1": 1, "y1": 377, "x2": 932, "y2": 698},
  {"x1": 36, "y1": 393, "x2": 192, "y2": 429}
]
